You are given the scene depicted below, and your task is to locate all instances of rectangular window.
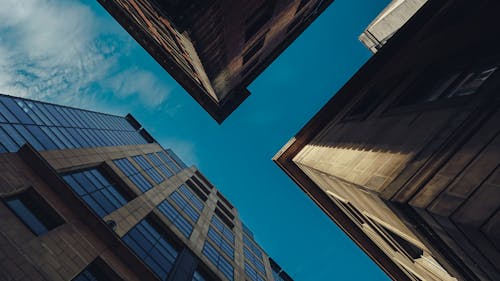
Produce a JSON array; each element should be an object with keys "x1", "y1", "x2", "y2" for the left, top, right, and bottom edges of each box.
[
  {"x1": 72, "y1": 258, "x2": 123, "y2": 281},
  {"x1": 216, "y1": 201, "x2": 234, "y2": 220},
  {"x1": 122, "y1": 216, "x2": 179, "y2": 280},
  {"x1": 169, "y1": 190, "x2": 201, "y2": 222},
  {"x1": 4, "y1": 189, "x2": 64, "y2": 236},
  {"x1": 242, "y1": 223, "x2": 254, "y2": 239},
  {"x1": 244, "y1": 247, "x2": 266, "y2": 275},
  {"x1": 157, "y1": 199, "x2": 194, "y2": 238},
  {"x1": 185, "y1": 180, "x2": 208, "y2": 202},
  {"x1": 178, "y1": 184, "x2": 205, "y2": 211},
  {"x1": 132, "y1": 155, "x2": 164, "y2": 184},
  {"x1": 244, "y1": 262, "x2": 266, "y2": 281},
  {"x1": 62, "y1": 168, "x2": 132, "y2": 218},
  {"x1": 194, "y1": 171, "x2": 214, "y2": 190},
  {"x1": 113, "y1": 158, "x2": 153, "y2": 192},
  {"x1": 211, "y1": 215, "x2": 234, "y2": 244},
  {"x1": 157, "y1": 151, "x2": 181, "y2": 173},
  {"x1": 202, "y1": 241, "x2": 234, "y2": 281},
  {"x1": 207, "y1": 226, "x2": 234, "y2": 259},
  {"x1": 166, "y1": 149, "x2": 187, "y2": 169},
  {"x1": 243, "y1": 235, "x2": 263, "y2": 260},
  {"x1": 146, "y1": 153, "x2": 174, "y2": 178}
]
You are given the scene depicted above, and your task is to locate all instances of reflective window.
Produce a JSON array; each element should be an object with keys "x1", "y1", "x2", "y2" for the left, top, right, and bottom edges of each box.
[
  {"x1": 0, "y1": 94, "x2": 148, "y2": 153},
  {"x1": 207, "y1": 226, "x2": 234, "y2": 259},
  {"x1": 179, "y1": 184, "x2": 204, "y2": 211},
  {"x1": 4, "y1": 189, "x2": 64, "y2": 236},
  {"x1": 122, "y1": 217, "x2": 178, "y2": 280},
  {"x1": 243, "y1": 235, "x2": 263, "y2": 259},
  {"x1": 146, "y1": 153, "x2": 174, "y2": 178},
  {"x1": 192, "y1": 270, "x2": 208, "y2": 281},
  {"x1": 242, "y1": 223, "x2": 254, "y2": 239},
  {"x1": 157, "y1": 199, "x2": 194, "y2": 238},
  {"x1": 157, "y1": 151, "x2": 181, "y2": 173},
  {"x1": 202, "y1": 241, "x2": 234, "y2": 281},
  {"x1": 244, "y1": 262, "x2": 266, "y2": 281},
  {"x1": 62, "y1": 168, "x2": 131, "y2": 218},
  {"x1": 132, "y1": 155, "x2": 164, "y2": 184},
  {"x1": 244, "y1": 247, "x2": 266, "y2": 275},
  {"x1": 169, "y1": 190, "x2": 200, "y2": 222},
  {"x1": 113, "y1": 158, "x2": 152, "y2": 192},
  {"x1": 211, "y1": 215, "x2": 234, "y2": 244}
]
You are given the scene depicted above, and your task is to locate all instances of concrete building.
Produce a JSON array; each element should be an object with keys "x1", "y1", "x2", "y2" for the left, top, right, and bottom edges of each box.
[
  {"x1": 359, "y1": 0, "x2": 426, "y2": 53},
  {"x1": 0, "y1": 93, "x2": 292, "y2": 281},
  {"x1": 274, "y1": 0, "x2": 500, "y2": 280},
  {"x1": 97, "y1": 0, "x2": 333, "y2": 123}
]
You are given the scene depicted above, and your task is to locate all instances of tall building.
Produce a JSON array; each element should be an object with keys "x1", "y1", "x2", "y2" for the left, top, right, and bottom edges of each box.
[
  {"x1": 97, "y1": 0, "x2": 333, "y2": 123},
  {"x1": 359, "y1": 0, "x2": 426, "y2": 53},
  {"x1": 0, "y1": 93, "x2": 292, "y2": 281},
  {"x1": 275, "y1": 0, "x2": 500, "y2": 280}
]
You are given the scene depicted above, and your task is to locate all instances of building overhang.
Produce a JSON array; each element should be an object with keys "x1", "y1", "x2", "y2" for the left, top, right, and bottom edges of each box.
[{"x1": 97, "y1": 0, "x2": 333, "y2": 124}]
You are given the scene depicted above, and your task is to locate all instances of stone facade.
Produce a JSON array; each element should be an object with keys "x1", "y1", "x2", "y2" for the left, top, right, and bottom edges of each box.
[{"x1": 275, "y1": 0, "x2": 500, "y2": 280}]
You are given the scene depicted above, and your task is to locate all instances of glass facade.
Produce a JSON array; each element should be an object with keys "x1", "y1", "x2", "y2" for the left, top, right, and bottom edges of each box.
[
  {"x1": 202, "y1": 241, "x2": 234, "y2": 281},
  {"x1": 243, "y1": 235, "x2": 263, "y2": 259},
  {"x1": 178, "y1": 184, "x2": 204, "y2": 211},
  {"x1": 158, "y1": 198, "x2": 194, "y2": 238},
  {"x1": 122, "y1": 217, "x2": 179, "y2": 280},
  {"x1": 146, "y1": 153, "x2": 174, "y2": 178},
  {"x1": 244, "y1": 262, "x2": 266, "y2": 281},
  {"x1": 132, "y1": 155, "x2": 165, "y2": 184},
  {"x1": 0, "y1": 94, "x2": 148, "y2": 153},
  {"x1": 157, "y1": 150, "x2": 182, "y2": 173},
  {"x1": 62, "y1": 168, "x2": 130, "y2": 218},
  {"x1": 207, "y1": 226, "x2": 234, "y2": 259},
  {"x1": 72, "y1": 260, "x2": 117, "y2": 281},
  {"x1": 244, "y1": 247, "x2": 266, "y2": 275},
  {"x1": 166, "y1": 148, "x2": 188, "y2": 169},
  {"x1": 113, "y1": 158, "x2": 153, "y2": 192},
  {"x1": 211, "y1": 215, "x2": 234, "y2": 244}
]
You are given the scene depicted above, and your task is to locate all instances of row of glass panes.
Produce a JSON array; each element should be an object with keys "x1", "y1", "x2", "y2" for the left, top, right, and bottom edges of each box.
[
  {"x1": 178, "y1": 184, "x2": 204, "y2": 211},
  {"x1": 243, "y1": 235, "x2": 263, "y2": 259},
  {"x1": 132, "y1": 155, "x2": 165, "y2": 184},
  {"x1": 122, "y1": 218, "x2": 178, "y2": 280},
  {"x1": 0, "y1": 95, "x2": 135, "y2": 131},
  {"x1": 242, "y1": 222, "x2": 254, "y2": 239},
  {"x1": 211, "y1": 216, "x2": 234, "y2": 244},
  {"x1": 146, "y1": 153, "x2": 174, "y2": 178},
  {"x1": 0, "y1": 123, "x2": 146, "y2": 153},
  {"x1": 244, "y1": 247, "x2": 266, "y2": 275},
  {"x1": 113, "y1": 158, "x2": 153, "y2": 192},
  {"x1": 207, "y1": 226, "x2": 234, "y2": 259},
  {"x1": 245, "y1": 262, "x2": 266, "y2": 281},
  {"x1": 62, "y1": 169, "x2": 130, "y2": 218},
  {"x1": 202, "y1": 241, "x2": 234, "y2": 281},
  {"x1": 157, "y1": 199, "x2": 194, "y2": 238},
  {"x1": 158, "y1": 150, "x2": 182, "y2": 173},
  {"x1": 166, "y1": 149, "x2": 188, "y2": 169}
]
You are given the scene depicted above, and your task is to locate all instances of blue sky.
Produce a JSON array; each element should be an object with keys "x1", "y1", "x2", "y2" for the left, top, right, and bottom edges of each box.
[{"x1": 0, "y1": 0, "x2": 391, "y2": 280}]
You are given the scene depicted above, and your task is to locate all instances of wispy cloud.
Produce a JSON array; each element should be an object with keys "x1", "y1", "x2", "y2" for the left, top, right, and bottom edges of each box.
[{"x1": 0, "y1": 0, "x2": 170, "y2": 111}]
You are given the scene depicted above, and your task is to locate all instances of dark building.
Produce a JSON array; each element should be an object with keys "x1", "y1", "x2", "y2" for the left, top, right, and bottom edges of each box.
[
  {"x1": 97, "y1": 0, "x2": 333, "y2": 123},
  {"x1": 0, "y1": 93, "x2": 292, "y2": 281},
  {"x1": 274, "y1": 0, "x2": 500, "y2": 280}
]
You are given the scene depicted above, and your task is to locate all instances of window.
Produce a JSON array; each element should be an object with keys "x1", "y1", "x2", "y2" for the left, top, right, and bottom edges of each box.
[
  {"x1": 157, "y1": 199, "x2": 194, "y2": 238},
  {"x1": 192, "y1": 270, "x2": 210, "y2": 281},
  {"x1": 113, "y1": 158, "x2": 153, "y2": 192},
  {"x1": 146, "y1": 153, "x2": 174, "y2": 178},
  {"x1": 185, "y1": 180, "x2": 208, "y2": 202},
  {"x1": 243, "y1": 247, "x2": 266, "y2": 275},
  {"x1": 397, "y1": 65, "x2": 497, "y2": 106},
  {"x1": 202, "y1": 242, "x2": 234, "y2": 281},
  {"x1": 211, "y1": 215, "x2": 234, "y2": 244},
  {"x1": 244, "y1": 262, "x2": 265, "y2": 281},
  {"x1": 62, "y1": 168, "x2": 132, "y2": 218},
  {"x1": 242, "y1": 223, "x2": 254, "y2": 239},
  {"x1": 207, "y1": 226, "x2": 234, "y2": 259},
  {"x1": 243, "y1": 36, "x2": 265, "y2": 64},
  {"x1": 132, "y1": 155, "x2": 164, "y2": 184},
  {"x1": 166, "y1": 149, "x2": 188, "y2": 169},
  {"x1": 194, "y1": 171, "x2": 214, "y2": 190},
  {"x1": 157, "y1": 151, "x2": 181, "y2": 173},
  {"x1": 216, "y1": 202, "x2": 234, "y2": 220},
  {"x1": 122, "y1": 216, "x2": 179, "y2": 280},
  {"x1": 170, "y1": 190, "x2": 201, "y2": 222},
  {"x1": 179, "y1": 184, "x2": 205, "y2": 210},
  {"x1": 4, "y1": 189, "x2": 64, "y2": 236},
  {"x1": 243, "y1": 235, "x2": 263, "y2": 260},
  {"x1": 72, "y1": 258, "x2": 122, "y2": 281}
]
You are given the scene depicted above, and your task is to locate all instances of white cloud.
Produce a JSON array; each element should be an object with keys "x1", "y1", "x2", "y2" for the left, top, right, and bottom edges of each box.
[{"x1": 0, "y1": 0, "x2": 170, "y2": 111}]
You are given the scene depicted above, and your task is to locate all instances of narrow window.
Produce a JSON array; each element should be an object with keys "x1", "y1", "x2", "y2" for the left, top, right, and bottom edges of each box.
[
  {"x1": 72, "y1": 258, "x2": 123, "y2": 281},
  {"x1": 4, "y1": 189, "x2": 64, "y2": 236}
]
